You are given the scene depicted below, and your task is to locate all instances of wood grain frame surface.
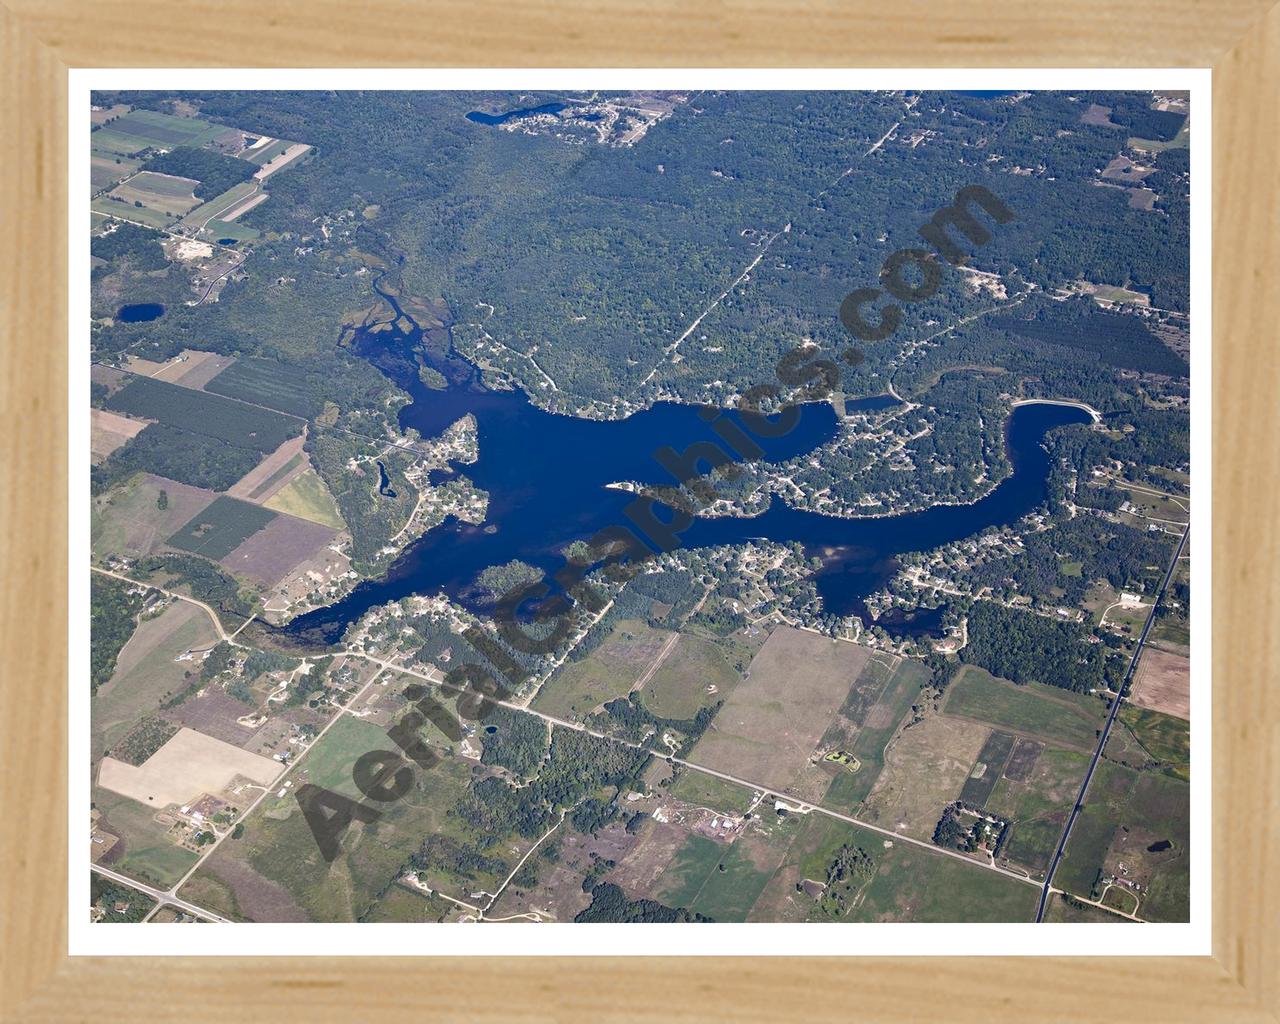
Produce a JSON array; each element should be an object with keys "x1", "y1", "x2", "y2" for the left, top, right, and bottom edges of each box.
[{"x1": 2, "y1": 2, "x2": 1276, "y2": 1020}]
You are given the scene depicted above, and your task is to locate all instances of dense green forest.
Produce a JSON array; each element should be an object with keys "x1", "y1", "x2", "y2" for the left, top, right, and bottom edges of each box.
[
  {"x1": 91, "y1": 223, "x2": 167, "y2": 270},
  {"x1": 93, "y1": 89, "x2": 1188, "y2": 419},
  {"x1": 454, "y1": 726, "x2": 650, "y2": 844},
  {"x1": 991, "y1": 300, "x2": 1187, "y2": 377},
  {"x1": 90, "y1": 874, "x2": 156, "y2": 922},
  {"x1": 963, "y1": 514, "x2": 1178, "y2": 606},
  {"x1": 960, "y1": 600, "x2": 1125, "y2": 693},
  {"x1": 477, "y1": 705, "x2": 547, "y2": 777}
]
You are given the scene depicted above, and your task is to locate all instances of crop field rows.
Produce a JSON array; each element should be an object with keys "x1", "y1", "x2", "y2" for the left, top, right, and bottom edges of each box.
[
  {"x1": 91, "y1": 109, "x2": 238, "y2": 157},
  {"x1": 103, "y1": 373, "x2": 303, "y2": 453}
]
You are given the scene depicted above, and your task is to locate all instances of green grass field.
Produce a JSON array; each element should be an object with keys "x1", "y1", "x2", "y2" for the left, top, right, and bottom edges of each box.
[
  {"x1": 668, "y1": 768, "x2": 757, "y2": 815},
  {"x1": 167, "y1": 496, "x2": 277, "y2": 559},
  {"x1": 92, "y1": 601, "x2": 218, "y2": 759},
  {"x1": 91, "y1": 149, "x2": 141, "y2": 193},
  {"x1": 1111, "y1": 704, "x2": 1190, "y2": 782},
  {"x1": 1119, "y1": 486, "x2": 1189, "y2": 524},
  {"x1": 943, "y1": 665, "x2": 1108, "y2": 750},
  {"x1": 742, "y1": 806, "x2": 1043, "y2": 923},
  {"x1": 180, "y1": 182, "x2": 259, "y2": 231},
  {"x1": 745, "y1": 811, "x2": 886, "y2": 922},
  {"x1": 290, "y1": 715, "x2": 387, "y2": 798},
  {"x1": 823, "y1": 655, "x2": 929, "y2": 810},
  {"x1": 109, "y1": 171, "x2": 201, "y2": 217},
  {"x1": 638, "y1": 634, "x2": 739, "y2": 720},
  {"x1": 1044, "y1": 892, "x2": 1134, "y2": 923},
  {"x1": 988, "y1": 747, "x2": 1090, "y2": 876},
  {"x1": 263, "y1": 469, "x2": 346, "y2": 530},
  {"x1": 91, "y1": 195, "x2": 175, "y2": 230},
  {"x1": 182, "y1": 722, "x2": 514, "y2": 921},
  {"x1": 959, "y1": 729, "x2": 1017, "y2": 807},
  {"x1": 92, "y1": 108, "x2": 234, "y2": 156},
  {"x1": 654, "y1": 833, "x2": 725, "y2": 909},
  {"x1": 1053, "y1": 760, "x2": 1189, "y2": 921},
  {"x1": 93, "y1": 786, "x2": 199, "y2": 889},
  {"x1": 360, "y1": 883, "x2": 454, "y2": 922},
  {"x1": 205, "y1": 218, "x2": 261, "y2": 242},
  {"x1": 854, "y1": 833, "x2": 1040, "y2": 922},
  {"x1": 685, "y1": 829, "x2": 790, "y2": 921},
  {"x1": 533, "y1": 619, "x2": 673, "y2": 720}
]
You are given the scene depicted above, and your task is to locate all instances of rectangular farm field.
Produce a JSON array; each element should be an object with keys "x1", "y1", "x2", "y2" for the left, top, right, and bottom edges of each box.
[
  {"x1": 203, "y1": 357, "x2": 325, "y2": 418},
  {"x1": 943, "y1": 666, "x2": 1107, "y2": 751},
  {"x1": 104, "y1": 375, "x2": 302, "y2": 453},
  {"x1": 167, "y1": 496, "x2": 278, "y2": 559}
]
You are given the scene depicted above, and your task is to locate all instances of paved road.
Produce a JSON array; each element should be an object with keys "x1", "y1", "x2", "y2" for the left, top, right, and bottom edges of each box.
[
  {"x1": 96, "y1": 570, "x2": 1042, "y2": 908},
  {"x1": 91, "y1": 565, "x2": 235, "y2": 641},
  {"x1": 1034, "y1": 522, "x2": 1191, "y2": 921},
  {"x1": 91, "y1": 865, "x2": 229, "y2": 923},
  {"x1": 357, "y1": 654, "x2": 1042, "y2": 891}
]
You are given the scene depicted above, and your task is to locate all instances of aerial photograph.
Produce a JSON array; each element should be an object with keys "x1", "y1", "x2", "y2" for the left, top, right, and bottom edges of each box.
[{"x1": 87, "y1": 88, "x2": 1192, "y2": 927}]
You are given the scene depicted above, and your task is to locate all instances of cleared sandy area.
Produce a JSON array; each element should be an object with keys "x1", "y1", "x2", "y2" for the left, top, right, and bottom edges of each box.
[
  {"x1": 172, "y1": 239, "x2": 214, "y2": 262},
  {"x1": 91, "y1": 408, "x2": 150, "y2": 462},
  {"x1": 220, "y1": 192, "x2": 269, "y2": 221},
  {"x1": 254, "y1": 142, "x2": 311, "y2": 179},
  {"x1": 97, "y1": 727, "x2": 282, "y2": 808},
  {"x1": 1129, "y1": 647, "x2": 1190, "y2": 720}
]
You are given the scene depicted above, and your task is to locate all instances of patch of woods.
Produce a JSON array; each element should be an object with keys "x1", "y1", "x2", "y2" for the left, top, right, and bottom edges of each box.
[
  {"x1": 960, "y1": 600, "x2": 1128, "y2": 693},
  {"x1": 92, "y1": 222, "x2": 167, "y2": 272},
  {"x1": 932, "y1": 801, "x2": 1010, "y2": 855},
  {"x1": 131, "y1": 553, "x2": 257, "y2": 627},
  {"x1": 107, "y1": 715, "x2": 178, "y2": 765},
  {"x1": 812, "y1": 843, "x2": 877, "y2": 917},
  {"x1": 574, "y1": 882, "x2": 710, "y2": 923},
  {"x1": 399, "y1": 727, "x2": 651, "y2": 891},
  {"x1": 90, "y1": 573, "x2": 143, "y2": 692},
  {"x1": 592, "y1": 695, "x2": 722, "y2": 758},
  {"x1": 477, "y1": 705, "x2": 548, "y2": 777},
  {"x1": 964, "y1": 514, "x2": 1179, "y2": 607},
  {"x1": 992, "y1": 301, "x2": 1186, "y2": 378},
  {"x1": 306, "y1": 430, "x2": 417, "y2": 573},
  {"x1": 142, "y1": 146, "x2": 256, "y2": 200},
  {"x1": 91, "y1": 874, "x2": 155, "y2": 923}
]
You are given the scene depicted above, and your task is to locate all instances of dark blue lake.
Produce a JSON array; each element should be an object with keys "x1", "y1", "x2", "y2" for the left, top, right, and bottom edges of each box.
[
  {"x1": 466, "y1": 102, "x2": 567, "y2": 126},
  {"x1": 282, "y1": 280, "x2": 1089, "y2": 645},
  {"x1": 116, "y1": 302, "x2": 165, "y2": 323}
]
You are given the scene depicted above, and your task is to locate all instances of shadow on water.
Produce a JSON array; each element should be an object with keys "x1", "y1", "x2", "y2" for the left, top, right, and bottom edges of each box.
[{"x1": 279, "y1": 275, "x2": 1089, "y2": 647}]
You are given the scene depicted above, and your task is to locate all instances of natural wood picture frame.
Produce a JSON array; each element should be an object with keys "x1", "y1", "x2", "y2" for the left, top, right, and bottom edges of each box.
[{"x1": 2, "y1": 1, "x2": 1276, "y2": 1019}]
